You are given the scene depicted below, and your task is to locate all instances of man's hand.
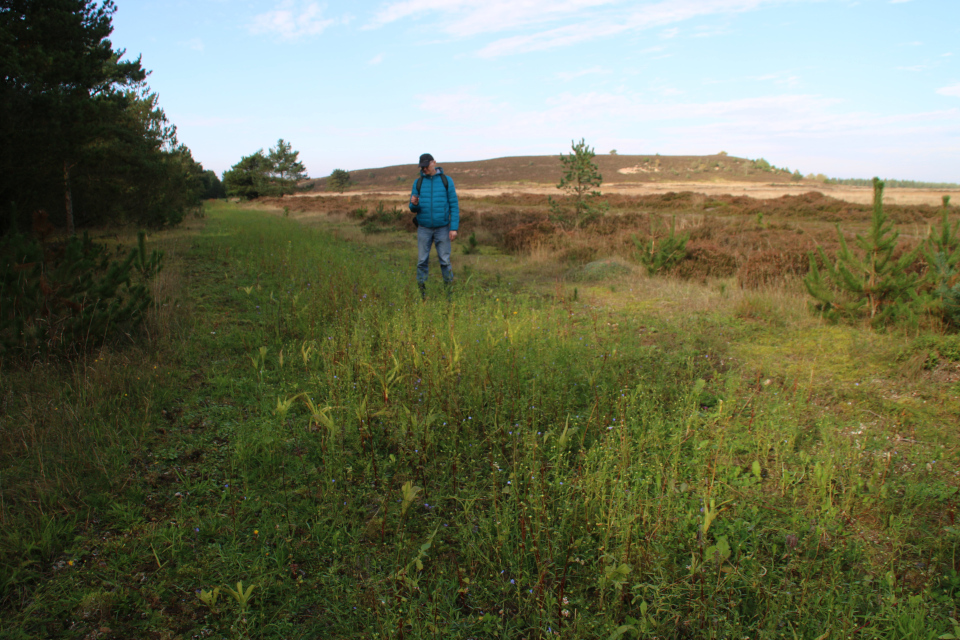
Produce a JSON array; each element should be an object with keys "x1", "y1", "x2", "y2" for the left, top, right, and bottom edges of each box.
[
  {"x1": 410, "y1": 195, "x2": 419, "y2": 205},
  {"x1": 449, "y1": 230, "x2": 458, "y2": 241}
]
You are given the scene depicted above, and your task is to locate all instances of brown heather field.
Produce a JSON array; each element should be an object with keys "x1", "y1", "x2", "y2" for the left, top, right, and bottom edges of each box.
[
  {"x1": 257, "y1": 185, "x2": 957, "y2": 293},
  {"x1": 302, "y1": 153, "x2": 959, "y2": 207}
]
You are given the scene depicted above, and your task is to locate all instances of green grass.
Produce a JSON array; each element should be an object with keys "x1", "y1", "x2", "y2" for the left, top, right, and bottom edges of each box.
[{"x1": 1, "y1": 202, "x2": 958, "y2": 639}]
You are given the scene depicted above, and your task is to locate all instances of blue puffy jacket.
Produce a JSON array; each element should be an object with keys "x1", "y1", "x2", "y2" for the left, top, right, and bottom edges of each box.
[{"x1": 409, "y1": 167, "x2": 459, "y2": 230}]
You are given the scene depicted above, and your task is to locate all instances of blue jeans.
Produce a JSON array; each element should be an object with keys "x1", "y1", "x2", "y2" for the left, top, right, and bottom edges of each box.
[{"x1": 417, "y1": 225, "x2": 453, "y2": 284}]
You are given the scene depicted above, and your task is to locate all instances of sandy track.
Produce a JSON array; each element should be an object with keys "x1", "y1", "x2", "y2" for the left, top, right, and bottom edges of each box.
[{"x1": 289, "y1": 181, "x2": 959, "y2": 207}]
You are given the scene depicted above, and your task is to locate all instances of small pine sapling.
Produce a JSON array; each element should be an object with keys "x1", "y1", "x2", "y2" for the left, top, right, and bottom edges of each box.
[
  {"x1": 0, "y1": 231, "x2": 163, "y2": 355},
  {"x1": 923, "y1": 195, "x2": 960, "y2": 326},
  {"x1": 552, "y1": 139, "x2": 606, "y2": 230},
  {"x1": 461, "y1": 232, "x2": 480, "y2": 255},
  {"x1": 633, "y1": 216, "x2": 688, "y2": 275},
  {"x1": 804, "y1": 177, "x2": 922, "y2": 326}
]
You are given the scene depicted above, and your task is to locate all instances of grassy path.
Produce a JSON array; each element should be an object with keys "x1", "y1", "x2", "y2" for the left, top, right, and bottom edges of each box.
[{"x1": 2, "y1": 203, "x2": 958, "y2": 639}]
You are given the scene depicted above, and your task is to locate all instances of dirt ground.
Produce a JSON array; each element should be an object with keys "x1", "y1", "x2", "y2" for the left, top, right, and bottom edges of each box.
[{"x1": 292, "y1": 181, "x2": 959, "y2": 207}]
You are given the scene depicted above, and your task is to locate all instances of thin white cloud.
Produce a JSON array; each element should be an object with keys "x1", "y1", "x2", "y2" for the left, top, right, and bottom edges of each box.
[
  {"x1": 889, "y1": 0, "x2": 911, "y2": 3},
  {"x1": 421, "y1": 89, "x2": 846, "y2": 134},
  {"x1": 250, "y1": 1, "x2": 339, "y2": 40},
  {"x1": 417, "y1": 88, "x2": 960, "y2": 150},
  {"x1": 749, "y1": 72, "x2": 800, "y2": 87},
  {"x1": 368, "y1": 0, "x2": 794, "y2": 57},
  {"x1": 937, "y1": 83, "x2": 960, "y2": 98},
  {"x1": 896, "y1": 65, "x2": 927, "y2": 72},
  {"x1": 369, "y1": 53, "x2": 384, "y2": 65},
  {"x1": 180, "y1": 38, "x2": 204, "y2": 52},
  {"x1": 476, "y1": 0, "x2": 788, "y2": 58},
  {"x1": 556, "y1": 66, "x2": 611, "y2": 81},
  {"x1": 693, "y1": 22, "x2": 733, "y2": 37},
  {"x1": 367, "y1": 0, "x2": 619, "y2": 36}
]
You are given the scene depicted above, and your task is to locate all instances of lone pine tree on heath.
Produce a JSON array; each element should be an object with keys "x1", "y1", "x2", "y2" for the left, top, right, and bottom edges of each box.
[
  {"x1": 804, "y1": 177, "x2": 922, "y2": 326},
  {"x1": 552, "y1": 139, "x2": 605, "y2": 229}
]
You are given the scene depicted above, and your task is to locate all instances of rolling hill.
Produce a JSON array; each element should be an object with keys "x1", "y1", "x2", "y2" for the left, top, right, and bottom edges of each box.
[{"x1": 304, "y1": 153, "x2": 805, "y2": 192}]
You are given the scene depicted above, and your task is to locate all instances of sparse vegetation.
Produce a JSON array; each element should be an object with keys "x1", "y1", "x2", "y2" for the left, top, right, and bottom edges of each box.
[{"x1": 3, "y1": 201, "x2": 958, "y2": 639}]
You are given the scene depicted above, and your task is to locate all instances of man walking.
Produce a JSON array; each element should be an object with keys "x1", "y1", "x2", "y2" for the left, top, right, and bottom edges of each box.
[{"x1": 410, "y1": 153, "x2": 459, "y2": 299}]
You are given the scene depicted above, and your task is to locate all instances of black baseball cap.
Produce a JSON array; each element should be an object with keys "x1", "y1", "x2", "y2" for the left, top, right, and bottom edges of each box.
[{"x1": 418, "y1": 153, "x2": 435, "y2": 168}]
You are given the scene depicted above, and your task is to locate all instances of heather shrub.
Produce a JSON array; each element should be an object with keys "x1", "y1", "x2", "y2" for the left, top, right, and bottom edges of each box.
[
  {"x1": 670, "y1": 240, "x2": 739, "y2": 279},
  {"x1": 559, "y1": 244, "x2": 598, "y2": 265},
  {"x1": 737, "y1": 250, "x2": 809, "y2": 289},
  {"x1": 500, "y1": 219, "x2": 556, "y2": 253}
]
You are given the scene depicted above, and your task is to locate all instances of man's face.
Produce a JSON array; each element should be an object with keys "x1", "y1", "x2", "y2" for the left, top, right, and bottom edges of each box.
[{"x1": 423, "y1": 160, "x2": 437, "y2": 175}]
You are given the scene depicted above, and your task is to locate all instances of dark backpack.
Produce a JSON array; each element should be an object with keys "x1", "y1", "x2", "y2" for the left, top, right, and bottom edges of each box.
[{"x1": 412, "y1": 173, "x2": 450, "y2": 228}]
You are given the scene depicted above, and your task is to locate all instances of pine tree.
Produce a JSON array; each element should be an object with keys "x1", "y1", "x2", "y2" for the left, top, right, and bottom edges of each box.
[
  {"x1": 633, "y1": 216, "x2": 688, "y2": 275},
  {"x1": 223, "y1": 151, "x2": 271, "y2": 200},
  {"x1": 268, "y1": 139, "x2": 307, "y2": 195},
  {"x1": 923, "y1": 195, "x2": 960, "y2": 326},
  {"x1": 0, "y1": 1, "x2": 148, "y2": 234},
  {"x1": 328, "y1": 169, "x2": 351, "y2": 193},
  {"x1": 804, "y1": 178, "x2": 922, "y2": 326},
  {"x1": 553, "y1": 139, "x2": 605, "y2": 229}
]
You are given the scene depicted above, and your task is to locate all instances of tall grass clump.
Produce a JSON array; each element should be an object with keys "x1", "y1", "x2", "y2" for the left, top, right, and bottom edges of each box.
[{"x1": 0, "y1": 227, "x2": 183, "y2": 617}]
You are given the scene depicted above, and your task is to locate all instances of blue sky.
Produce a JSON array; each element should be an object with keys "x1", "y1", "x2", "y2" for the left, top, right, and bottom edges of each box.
[{"x1": 111, "y1": 0, "x2": 959, "y2": 182}]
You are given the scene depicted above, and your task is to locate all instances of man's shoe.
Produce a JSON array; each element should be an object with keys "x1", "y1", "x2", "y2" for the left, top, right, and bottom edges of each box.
[{"x1": 418, "y1": 282, "x2": 427, "y2": 301}]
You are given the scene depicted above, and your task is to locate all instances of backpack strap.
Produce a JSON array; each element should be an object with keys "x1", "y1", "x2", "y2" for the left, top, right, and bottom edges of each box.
[{"x1": 416, "y1": 173, "x2": 448, "y2": 194}]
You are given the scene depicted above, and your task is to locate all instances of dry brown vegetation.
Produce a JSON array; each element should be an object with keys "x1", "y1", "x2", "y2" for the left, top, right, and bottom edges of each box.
[
  {"x1": 256, "y1": 189, "x2": 953, "y2": 291},
  {"x1": 304, "y1": 153, "x2": 801, "y2": 191},
  {"x1": 300, "y1": 154, "x2": 960, "y2": 208}
]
